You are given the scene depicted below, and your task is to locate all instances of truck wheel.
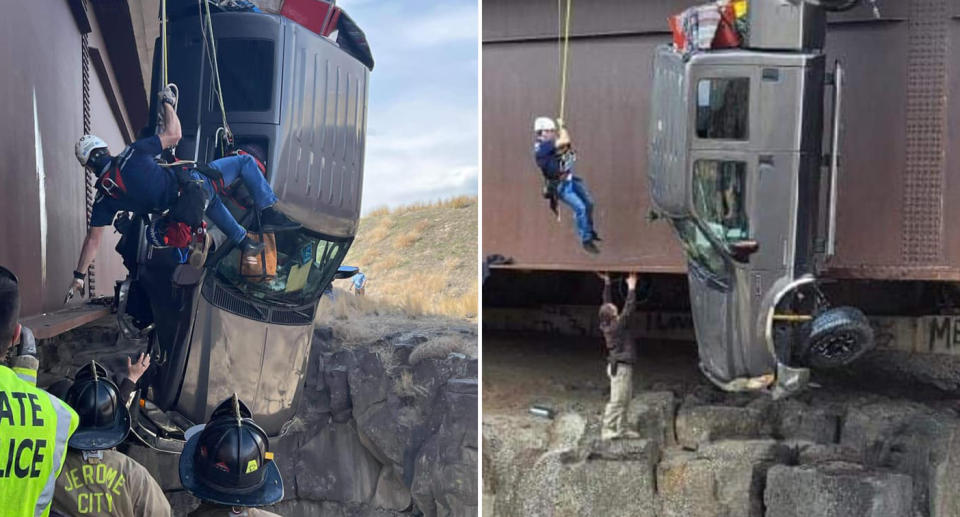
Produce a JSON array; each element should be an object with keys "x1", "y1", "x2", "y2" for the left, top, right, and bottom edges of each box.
[{"x1": 801, "y1": 306, "x2": 874, "y2": 369}]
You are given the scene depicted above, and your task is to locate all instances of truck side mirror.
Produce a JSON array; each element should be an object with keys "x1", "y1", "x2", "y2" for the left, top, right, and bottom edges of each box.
[
  {"x1": 728, "y1": 240, "x2": 759, "y2": 263},
  {"x1": 334, "y1": 266, "x2": 360, "y2": 279}
]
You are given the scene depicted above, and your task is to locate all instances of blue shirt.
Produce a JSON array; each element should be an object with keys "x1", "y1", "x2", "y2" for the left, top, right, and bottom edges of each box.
[
  {"x1": 352, "y1": 272, "x2": 366, "y2": 289},
  {"x1": 533, "y1": 138, "x2": 562, "y2": 179},
  {"x1": 89, "y1": 136, "x2": 179, "y2": 227}
]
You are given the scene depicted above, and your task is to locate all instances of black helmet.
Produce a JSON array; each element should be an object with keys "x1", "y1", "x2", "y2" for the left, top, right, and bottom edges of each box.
[
  {"x1": 179, "y1": 394, "x2": 283, "y2": 507},
  {"x1": 64, "y1": 361, "x2": 130, "y2": 450}
]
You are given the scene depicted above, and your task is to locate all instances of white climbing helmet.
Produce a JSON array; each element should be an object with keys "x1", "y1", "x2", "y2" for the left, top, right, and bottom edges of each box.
[
  {"x1": 533, "y1": 117, "x2": 557, "y2": 132},
  {"x1": 75, "y1": 135, "x2": 108, "y2": 166}
]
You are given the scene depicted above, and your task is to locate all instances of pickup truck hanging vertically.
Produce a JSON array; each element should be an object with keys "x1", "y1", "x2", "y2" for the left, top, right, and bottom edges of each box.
[
  {"x1": 647, "y1": 0, "x2": 874, "y2": 396},
  {"x1": 118, "y1": 2, "x2": 373, "y2": 451}
]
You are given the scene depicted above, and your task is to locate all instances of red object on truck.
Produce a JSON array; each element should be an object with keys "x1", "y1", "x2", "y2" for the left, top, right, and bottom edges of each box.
[
  {"x1": 668, "y1": 2, "x2": 740, "y2": 52},
  {"x1": 281, "y1": 0, "x2": 341, "y2": 37},
  {"x1": 668, "y1": 15, "x2": 687, "y2": 49},
  {"x1": 712, "y1": 4, "x2": 741, "y2": 48}
]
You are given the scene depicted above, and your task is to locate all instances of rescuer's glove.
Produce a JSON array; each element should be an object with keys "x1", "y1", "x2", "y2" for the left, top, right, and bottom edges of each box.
[{"x1": 64, "y1": 275, "x2": 86, "y2": 304}]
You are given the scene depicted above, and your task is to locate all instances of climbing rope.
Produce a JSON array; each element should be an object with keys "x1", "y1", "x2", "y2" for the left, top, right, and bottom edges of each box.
[
  {"x1": 198, "y1": 0, "x2": 233, "y2": 154},
  {"x1": 160, "y1": 0, "x2": 168, "y2": 87},
  {"x1": 557, "y1": 0, "x2": 573, "y2": 128},
  {"x1": 557, "y1": 0, "x2": 562, "y2": 95},
  {"x1": 157, "y1": 0, "x2": 169, "y2": 137},
  {"x1": 157, "y1": 0, "x2": 183, "y2": 160}
]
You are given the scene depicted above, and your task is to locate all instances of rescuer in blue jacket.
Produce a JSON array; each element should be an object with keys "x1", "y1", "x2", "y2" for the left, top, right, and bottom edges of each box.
[
  {"x1": 65, "y1": 85, "x2": 300, "y2": 302},
  {"x1": 533, "y1": 116, "x2": 600, "y2": 254}
]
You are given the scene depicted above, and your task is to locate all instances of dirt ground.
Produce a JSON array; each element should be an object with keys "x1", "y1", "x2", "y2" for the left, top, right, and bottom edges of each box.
[
  {"x1": 483, "y1": 333, "x2": 705, "y2": 417},
  {"x1": 482, "y1": 331, "x2": 960, "y2": 419}
]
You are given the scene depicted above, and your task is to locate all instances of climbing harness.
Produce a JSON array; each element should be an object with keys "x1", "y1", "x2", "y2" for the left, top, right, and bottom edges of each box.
[
  {"x1": 559, "y1": 149, "x2": 576, "y2": 172},
  {"x1": 96, "y1": 165, "x2": 128, "y2": 201}
]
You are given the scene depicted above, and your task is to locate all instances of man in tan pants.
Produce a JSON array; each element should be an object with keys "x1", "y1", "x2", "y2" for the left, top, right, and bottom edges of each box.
[{"x1": 598, "y1": 272, "x2": 640, "y2": 440}]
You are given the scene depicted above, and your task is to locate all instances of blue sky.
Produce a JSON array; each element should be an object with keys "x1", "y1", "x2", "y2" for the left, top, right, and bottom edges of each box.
[{"x1": 338, "y1": 0, "x2": 478, "y2": 213}]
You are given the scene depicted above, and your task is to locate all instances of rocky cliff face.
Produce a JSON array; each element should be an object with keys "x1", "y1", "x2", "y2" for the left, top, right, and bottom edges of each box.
[
  {"x1": 484, "y1": 388, "x2": 960, "y2": 517},
  {"x1": 272, "y1": 326, "x2": 478, "y2": 517},
  {"x1": 36, "y1": 318, "x2": 478, "y2": 517}
]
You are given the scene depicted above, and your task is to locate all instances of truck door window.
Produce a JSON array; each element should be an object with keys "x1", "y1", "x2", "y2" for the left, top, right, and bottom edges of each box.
[
  {"x1": 693, "y1": 160, "x2": 749, "y2": 245},
  {"x1": 696, "y1": 78, "x2": 749, "y2": 140}
]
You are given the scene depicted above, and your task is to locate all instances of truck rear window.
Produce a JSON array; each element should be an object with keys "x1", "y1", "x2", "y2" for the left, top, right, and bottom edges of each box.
[
  {"x1": 696, "y1": 78, "x2": 749, "y2": 140},
  {"x1": 215, "y1": 39, "x2": 275, "y2": 112}
]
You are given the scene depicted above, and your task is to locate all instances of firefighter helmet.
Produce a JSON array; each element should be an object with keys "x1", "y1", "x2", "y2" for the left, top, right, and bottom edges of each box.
[
  {"x1": 179, "y1": 394, "x2": 283, "y2": 507},
  {"x1": 64, "y1": 361, "x2": 131, "y2": 450}
]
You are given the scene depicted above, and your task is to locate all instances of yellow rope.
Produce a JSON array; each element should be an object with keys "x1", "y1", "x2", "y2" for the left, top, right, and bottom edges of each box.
[
  {"x1": 557, "y1": 0, "x2": 562, "y2": 95},
  {"x1": 557, "y1": 0, "x2": 572, "y2": 128}
]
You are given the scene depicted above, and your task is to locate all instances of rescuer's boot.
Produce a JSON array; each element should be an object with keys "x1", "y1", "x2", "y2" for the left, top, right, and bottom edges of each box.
[{"x1": 256, "y1": 207, "x2": 301, "y2": 233}]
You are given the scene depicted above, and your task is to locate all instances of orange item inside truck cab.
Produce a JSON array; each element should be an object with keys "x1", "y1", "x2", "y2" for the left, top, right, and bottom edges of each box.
[{"x1": 241, "y1": 232, "x2": 277, "y2": 282}]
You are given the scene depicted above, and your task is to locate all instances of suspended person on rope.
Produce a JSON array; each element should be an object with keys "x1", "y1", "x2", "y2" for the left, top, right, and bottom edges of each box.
[
  {"x1": 0, "y1": 266, "x2": 80, "y2": 517},
  {"x1": 66, "y1": 85, "x2": 301, "y2": 303},
  {"x1": 533, "y1": 117, "x2": 600, "y2": 254},
  {"x1": 52, "y1": 361, "x2": 171, "y2": 517}
]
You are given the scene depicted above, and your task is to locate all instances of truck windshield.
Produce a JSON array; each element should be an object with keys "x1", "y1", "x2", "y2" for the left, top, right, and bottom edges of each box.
[
  {"x1": 214, "y1": 230, "x2": 350, "y2": 307},
  {"x1": 672, "y1": 218, "x2": 727, "y2": 278}
]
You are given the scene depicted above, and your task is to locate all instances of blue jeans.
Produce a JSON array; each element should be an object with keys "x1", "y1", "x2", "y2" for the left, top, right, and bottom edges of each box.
[
  {"x1": 194, "y1": 154, "x2": 278, "y2": 244},
  {"x1": 556, "y1": 176, "x2": 595, "y2": 243}
]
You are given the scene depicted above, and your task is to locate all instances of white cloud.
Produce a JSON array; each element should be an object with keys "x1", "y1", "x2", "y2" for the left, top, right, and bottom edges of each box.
[
  {"x1": 339, "y1": 1, "x2": 477, "y2": 48},
  {"x1": 398, "y1": 7, "x2": 478, "y2": 48},
  {"x1": 359, "y1": 86, "x2": 477, "y2": 212},
  {"x1": 361, "y1": 126, "x2": 478, "y2": 212},
  {"x1": 362, "y1": 163, "x2": 478, "y2": 212},
  {"x1": 334, "y1": 0, "x2": 477, "y2": 213}
]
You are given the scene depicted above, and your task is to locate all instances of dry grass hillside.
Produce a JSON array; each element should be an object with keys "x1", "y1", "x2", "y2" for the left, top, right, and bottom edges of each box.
[
  {"x1": 314, "y1": 196, "x2": 478, "y2": 363},
  {"x1": 336, "y1": 195, "x2": 478, "y2": 319}
]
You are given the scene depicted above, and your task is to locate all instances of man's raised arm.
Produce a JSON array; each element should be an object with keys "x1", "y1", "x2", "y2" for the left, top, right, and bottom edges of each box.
[{"x1": 158, "y1": 101, "x2": 182, "y2": 150}]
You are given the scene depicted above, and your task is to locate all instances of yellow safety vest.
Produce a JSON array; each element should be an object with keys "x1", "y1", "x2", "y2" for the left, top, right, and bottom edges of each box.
[{"x1": 0, "y1": 363, "x2": 79, "y2": 517}]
